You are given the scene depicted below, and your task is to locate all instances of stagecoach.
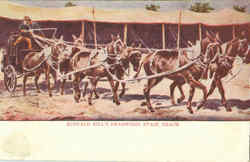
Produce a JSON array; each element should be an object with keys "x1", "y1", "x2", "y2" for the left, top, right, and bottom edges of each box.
[{"x1": 2, "y1": 28, "x2": 57, "y2": 93}]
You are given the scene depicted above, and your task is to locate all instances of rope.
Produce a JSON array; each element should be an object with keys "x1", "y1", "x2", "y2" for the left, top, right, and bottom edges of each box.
[
  {"x1": 29, "y1": 28, "x2": 57, "y2": 31},
  {"x1": 22, "y1": 48, "x2": 51, "y2": 72},
  {"x1": 57, "y1": 63, "x2": 105, "y2": 80},
  {"x1": 222, "y1": 57, "x2": 244, "y2": 83},
  {"x1": 104, "y1": 58, "x2": 199, "y2": 83}
]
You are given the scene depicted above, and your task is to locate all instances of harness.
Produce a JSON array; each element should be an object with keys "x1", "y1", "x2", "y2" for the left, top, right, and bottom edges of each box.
[
  {"x1": 22, "y1": 47, "x2": 52, "y2": 72},
  {"x1": 88, "y1": 48, "x2": 108, "y2": 66}
]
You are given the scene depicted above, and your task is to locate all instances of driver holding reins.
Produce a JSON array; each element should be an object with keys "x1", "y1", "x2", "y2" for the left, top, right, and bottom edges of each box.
[{"x1": 13, "y1": 16, "x2": 44, "y2": 49}]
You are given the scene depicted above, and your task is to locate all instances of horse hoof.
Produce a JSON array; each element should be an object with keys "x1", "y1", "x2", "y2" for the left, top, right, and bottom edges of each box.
[
  {"x1": 226, "y1": 107, "x2": 232, "y2": 112},
  {"x1": 119, "y1": 94, "x2": 124, "y2": 98},
  {"x1": 149, "y1": 107, "x2": 155, "y2": 112},
  {"x1": 95, "y1": 95, "x2": 100, "y2": 99},
  {"x1": 188, "y1": 108, "x2": 194, "y2": 114},
  {"x1": 74, "y1": 98, "x2": 80, "y2": 103},
  {"x1": 177, "y1": 97, "x2": 185, "y2": 104},
  {"x1": 197, "y1": 103, "x2": 203, "y2": 110},
  {"x1": 148, "y1": 107, "x2": 155, "y2": 112},
  {"x1": 171, "y1": 100, "x2": 176, "y2": 105},
  {"x1": 116, "y1": 101, "x2": 120, "y2": 106}
]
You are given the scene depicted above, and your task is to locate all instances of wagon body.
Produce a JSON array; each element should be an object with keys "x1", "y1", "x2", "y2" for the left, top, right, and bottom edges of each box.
[{"x1": 3, "y1": 32, "x2": 42, "y2": 93}]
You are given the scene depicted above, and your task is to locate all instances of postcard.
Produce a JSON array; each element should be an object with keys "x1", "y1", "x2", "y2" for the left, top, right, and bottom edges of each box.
[
  {"x1": 0, "y1": 0, "x2": 249, "y2": 161},
  {"x1": 0, "y1": 0, "x2": 249, "y2": 121},
  {"x1": 0, "y1": 121, "x2": 248, "y2": 160}
]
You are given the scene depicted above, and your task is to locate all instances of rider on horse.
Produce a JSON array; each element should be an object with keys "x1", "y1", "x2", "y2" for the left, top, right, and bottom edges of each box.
[{"x1": 13, "y1": 16, "x2": 44, "y2": 49}]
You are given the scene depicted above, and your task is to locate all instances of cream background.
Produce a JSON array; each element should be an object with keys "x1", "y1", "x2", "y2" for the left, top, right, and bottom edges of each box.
[{"x1": 0, "y1": 121, "x2": 248, "y2": 161}]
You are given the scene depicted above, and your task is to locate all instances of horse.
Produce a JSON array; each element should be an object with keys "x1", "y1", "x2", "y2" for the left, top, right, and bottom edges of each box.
[
  {"x1": 70, "y1": 34, "x2": 125, "y2": 105},
  {"x1": 164, "y1": 32, "x2": 223, "y2": 110},
  {"x1": 170, "y1": 31, "x2": 249, "y2": 112},
  {"x1": 199, "y1": 34, "x2": 250, "y2": 111},
  {"x1": 58, "y1": 34, "x2": 93, "y2": 96},
  {"x1": 133, "y1": 32, "x2": 224, "y2": 114},
  {"x1": 84, "y1": 37, "x2": 143, "y2": 104},
  {"x1": 69, "y1": 34, "x2": 142, "y2": 105},
  {"x1": 22, "y1": 36, "x2": 71, "y2": 97}
]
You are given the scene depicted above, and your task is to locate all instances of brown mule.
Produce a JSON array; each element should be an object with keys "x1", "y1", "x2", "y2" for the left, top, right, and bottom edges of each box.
[
  {"x1": 202, "y1": 34, "x2": 249, "y2": 111},
  {"x1": 84, "y1": 41, "x2": 143, "y2": 103},
  {"x1": 134, "y1": 49, "x2": 208, "y2": 113},
  {"x1": 171, "y1": 31, "x2": 249, "y2": 112},
  {"x1": 70, "y1": 34, "x2": 123, "y2": 105},
  {"x1": 22, "y1": 36, "x2": 70, "y2": 97},
  {"x1": 168, "y1": 32, "x2": 227, "y2": 112},
  {"x1": 133, "y1": 32, "x2": 224, "y2": 113},
  {"x1": 59, "y1": 34, "x2": 93, "y2": 96}
]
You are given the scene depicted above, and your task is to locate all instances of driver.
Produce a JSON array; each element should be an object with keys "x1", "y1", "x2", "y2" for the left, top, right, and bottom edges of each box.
[{"x1": 13, "y1": 16, "x2": 44, "y2": 49}]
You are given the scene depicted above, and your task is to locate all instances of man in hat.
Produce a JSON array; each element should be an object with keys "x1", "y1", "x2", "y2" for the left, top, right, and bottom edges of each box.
[{"x1": 13, "y1": 16, "x2": 44, "y2": 49}]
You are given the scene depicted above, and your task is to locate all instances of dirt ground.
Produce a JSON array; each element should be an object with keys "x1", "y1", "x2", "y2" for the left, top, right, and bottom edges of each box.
[{"x1": 0, "y1": 62, "x2": 249, "y2": 121}]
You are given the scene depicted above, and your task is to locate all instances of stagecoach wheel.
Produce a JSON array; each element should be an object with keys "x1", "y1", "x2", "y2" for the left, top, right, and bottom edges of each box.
[{"x1": 4, "y1": 65, "x2": 17, "y2": 93}]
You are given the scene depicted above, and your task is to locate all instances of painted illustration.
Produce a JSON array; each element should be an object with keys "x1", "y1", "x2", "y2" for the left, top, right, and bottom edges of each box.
[{"x1": 0, "y1": 0, "x2": 249, "y2": 120}]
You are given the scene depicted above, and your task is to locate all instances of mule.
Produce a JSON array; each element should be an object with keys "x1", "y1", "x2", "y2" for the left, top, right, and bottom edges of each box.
[
  {"x1": 84, "y1": 40, "x2": 142, "y2": 104},
  {"x1": 170, "y1": 31, "x2": 249, "y2": 112},
  {"x1": 133, "y1": 32, "x2": 224, "y2": 113},
  {"x1": 22, "y1": 36, "x2": 71, "y2": 96},
  {"x1": 168, "y1": 32, "x2": 223, "y2": 106},
  {"x1": 71, "y1": 34, "x2": 124, "y2": 105},
  {"x1": 200, "y1": 34, "x2": 250, "y2": 111},
  {"x1": 59, "y1": 34, "x2": 92, "y2": 96}
]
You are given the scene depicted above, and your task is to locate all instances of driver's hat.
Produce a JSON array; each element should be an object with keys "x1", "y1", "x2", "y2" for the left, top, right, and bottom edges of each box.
[{"x1": 24, "y1": 16, "x2": 31, "y2": 21}]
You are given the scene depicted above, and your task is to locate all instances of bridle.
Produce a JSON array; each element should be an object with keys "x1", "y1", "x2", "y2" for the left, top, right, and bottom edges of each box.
[
  {"x1": 238, "y1": 38, "x2": 249, "y2": 57},
  {"x1": 113, "y1": 39, "x2": 124, "y2": 55},
  {"x1": 203, "y1": 42, "x2": 221, "y2": 64}
]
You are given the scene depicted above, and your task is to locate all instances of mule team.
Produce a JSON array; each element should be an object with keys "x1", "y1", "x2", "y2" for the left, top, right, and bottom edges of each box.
[{"x1": 3, "y1": 28, "x2": 250, "y2": 114}]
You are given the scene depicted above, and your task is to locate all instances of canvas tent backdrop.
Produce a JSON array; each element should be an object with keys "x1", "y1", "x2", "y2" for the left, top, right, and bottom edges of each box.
[{"x1": 0, "y1": 1, "x2": 249, "y2": 50}]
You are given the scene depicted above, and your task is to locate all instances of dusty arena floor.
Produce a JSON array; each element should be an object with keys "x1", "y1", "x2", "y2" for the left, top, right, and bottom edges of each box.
[{"x1": 0, "y1": 63, "x2": 249, "y2": 121}]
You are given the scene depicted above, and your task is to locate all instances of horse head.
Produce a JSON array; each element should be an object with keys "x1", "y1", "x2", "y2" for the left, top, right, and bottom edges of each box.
[
  {"x1": 237, "y1": 38, "x2": 249, "y2": 58},
  {"x1": 50, "y1": 36, "x2": 73, "y2": 63},
  {"x1": 129, "y1": 50, "x2": 142, "y2": 72},
  {"x1": 225, "y1": 35, "x2": 249, "y2": 61},
  {"x1": 202, "y1": 32, "x2": 223, "y2": 64},
  {"x1": 107, "y1": 34, "x2": 125, "y2": 56},
  {"x1": 72, "y1": 34, "x2": 84, "y2": 48}
]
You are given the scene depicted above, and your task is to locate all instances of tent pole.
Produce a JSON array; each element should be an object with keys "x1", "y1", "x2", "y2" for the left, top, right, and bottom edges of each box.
[
  {"x1": 177, "y1": 10, "x2": 182, "y2": 49},
  {"x1": 232, "y1": 25, "x2": 236, "y2": 39},
  {"x1": 93, "y1": 22, "x2": 97, "y2": 48},
  {"x1": 123, "y1": 24, "x2": 128, "y2": 45},
  {"x1": 199, "y1": 23, "x2": 202, "y2": 49},
  {"x1": 81, "y1": 21, "x2": 85, "y2": 43},
  {"x1": 92, "y1": 7, "x2": 97, "y2": 48},
  {"x1": 162, "y1": 24, "x2": 166, "y2": 49},
  {"x1": 199, "y1": 23, "x2": 202, "y2": 41}
]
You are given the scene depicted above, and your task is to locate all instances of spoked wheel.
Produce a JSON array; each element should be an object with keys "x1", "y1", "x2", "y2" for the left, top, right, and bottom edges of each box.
[{"x1": 4, "y1": 65, "x2": 17, "y2": 93}]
